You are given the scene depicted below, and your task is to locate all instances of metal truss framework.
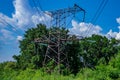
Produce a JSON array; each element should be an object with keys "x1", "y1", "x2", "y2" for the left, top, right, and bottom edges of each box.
[{"x1": 34, "y1": 4, "x2": 85, "y2": 73}]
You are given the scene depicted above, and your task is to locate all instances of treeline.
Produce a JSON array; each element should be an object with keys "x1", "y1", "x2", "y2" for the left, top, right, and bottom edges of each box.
[{"x1": 0, "y1": 24, "x2": 120, "y2": 80}]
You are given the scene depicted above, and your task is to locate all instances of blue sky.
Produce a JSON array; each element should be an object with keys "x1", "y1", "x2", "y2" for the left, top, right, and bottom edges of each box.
[{"x1": 0, "y1": 0, "x2": 120, "y2": 62}]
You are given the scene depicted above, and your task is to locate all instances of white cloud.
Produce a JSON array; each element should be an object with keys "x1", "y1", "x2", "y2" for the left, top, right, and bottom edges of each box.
[
  {"x1": 0, "y1": 0, "x2": 120, "y2": 43},
  {"x1": 31, "y1": 11, "x2": 52, "y2": 27},
  {"x1": 0, "y1": 0, "x2": 52, "y2": 62},
  {"x1": 12, "y1": 0, "x2": 51, "y2": 28},
  {"x1": 0, "y1": 29, "x2": 14, "y2": 40},
  {"x1": 12, "y1": 0, "x2": 33, "y2": 29},
  {"x1": 0, "y1": 0, "x2": 52, "y2": 44},
  {"x1": 69, "y1": 20, "x2": 102, "y2": 37},
  {"x1": 0, "y1": 13, "x2": 15, "y2": 28},
  {"x1": 106, "y1": 30, "x2": 117, "y2": 39},
  {"x1": 116, "y1": 32, "x2": 120, "y2": 40},
  {"x1": 17, "y1": 36, "x2": 23, "y2": 41},
  {"x1": 0, "y1": 19, "x2": 8, "y2": 27},
  {"x1": 106, "y1": 17, "x2": 120, "y2": 40},
  {"x1": 106, "y1": 31, "x2": 120, "y2": 40},
  {"x1": 69, "y1": 18, "x2": 120, "y2": 40},
  {"x1": 116, "y1": 17, "x2": 120, "y2": 24},
  {"x1": 0, "y1": 0, "x2": 51, "y2": 31}
]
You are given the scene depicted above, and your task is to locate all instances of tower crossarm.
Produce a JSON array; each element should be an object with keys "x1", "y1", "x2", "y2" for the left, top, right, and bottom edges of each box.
[{"x1": 45, "y1": 4, "x2": 85, "y2": 17}]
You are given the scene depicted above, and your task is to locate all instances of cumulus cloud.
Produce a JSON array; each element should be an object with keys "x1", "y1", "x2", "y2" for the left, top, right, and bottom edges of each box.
[
  {"x1": 116, "y1": 33, "x2": 120, "y2": 40},
  {"x1": 0, "y1": 0, "x2": 53, "y2": 62},
  {"x1": 69, "y1": 17, "x2": 120, "y2": 40},
  {"x1": 106, "y1": 30, "x2": 117, "y2": 39},
  {"x1": 0, "y1": 0, "x2": 52, "y2": 43},
  {"x1": 69, "y1": 20, "x2": 102, "y2": 37},
  {"x1": 106, "y1": 30, "x2": 120, "y2": 40},
  {"x1": 116, "y1": 17, "x2": 120, "y2": 24},
  {"x1": 0, "y1": 0, "x2": 120, "y2": 42},
  {"x1": 17, "y1": 36, "x2": 23, "y2": 41},
  {"x1": 31, "y1": 12, "x2": 51, "y2": 27},
  {"x1": 0, "y1": 13, "x2": 15, "y2": 28},
  {"x1": 0, "y1": 0, "x2": 51, "y2": 30},
  {"x1": 106, "y1": 17, "x2": 120, "y2": 40},
  {"x1": 12, "y1": 0, "x2": 33, "y2": 29}
]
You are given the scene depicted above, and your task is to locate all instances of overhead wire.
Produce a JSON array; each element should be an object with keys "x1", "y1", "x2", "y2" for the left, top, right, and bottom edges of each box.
[
  {"x1": 0, "y1": 17, "x2": 23, "y2": 36},
  {"x1": 92, "y1": 0, "x2": 109, "y2": 23},
  {"x1": 84, "y1": 0, "x2": 105, "y2": 37},
  {"x1": 32, "y1": 0, "x2": 48, "y2": 26},
  {"x1": 0, "y1": 11, "x2": 33, "y2": 36},
  {"x1": 0, "y1": 1, "x2": 36, "y2": 36},
  {"x1": 0, "y1": 19, "x2": 6, "y2": 25},
  {"x1": 31, "y1": 0, "x2": 53, "y2": 44},
  {"x1": 91, "y1": 0, "x2": 105, "y2": 23},
  {"x1": 37, "y1": 0, "x2": 51, "y2": 27},
  {"x1": 84, "y1": 0, "x2": 109, "y2": 37}
]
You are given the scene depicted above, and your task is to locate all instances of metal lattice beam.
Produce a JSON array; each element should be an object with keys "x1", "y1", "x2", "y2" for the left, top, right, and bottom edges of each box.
[{"x1": 34, "y1": 4, "x2": 85, "y2": 74}]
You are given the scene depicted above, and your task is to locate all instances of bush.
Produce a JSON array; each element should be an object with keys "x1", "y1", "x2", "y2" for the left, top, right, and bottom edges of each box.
[{"x1": 109, "y1": 70, "x2": 120, "y2": 79}]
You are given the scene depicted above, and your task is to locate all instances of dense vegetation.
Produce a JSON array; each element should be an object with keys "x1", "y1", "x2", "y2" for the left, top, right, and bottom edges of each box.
[{"x1": 0, "y1": 24, "x2": 120, "y2": 80}]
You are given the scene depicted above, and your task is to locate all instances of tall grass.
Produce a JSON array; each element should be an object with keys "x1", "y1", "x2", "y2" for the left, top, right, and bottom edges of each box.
[
  {"x1": 1, "y1": 53, "x2": 120, "y2": 80},
  {"x1": 1, "y1": 67, "x2": 120, "y2": 80}
]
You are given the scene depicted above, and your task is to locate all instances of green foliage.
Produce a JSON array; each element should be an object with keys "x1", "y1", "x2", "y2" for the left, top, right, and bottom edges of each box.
[
  {"x1": 0, "y1": 68, "x2": 75, "y2": 80},
  {"x1": 0, "y1": 52, "x2": 120, "y2": 80},
  {"x1": 1, "y1": 24, "x2": 120, "y2": 79},
  {"x1": 67, "y1": 41, "x2": 80, "y2": 75},
  {"x1": 13, "y1": 24, "x2": 80, "y2": 75},
  {"x1": 79, "y1": 35, "x2": 119, "y2": 68},
  {"x1": 4, "y1": 61, "x2": 16, "y2": 70},
  {"x1": 13, "y1": 24, "x2": 48, "y2": 69},
  {"x1": 75, "y1": 52, "x2": 120, "y2": 80}
]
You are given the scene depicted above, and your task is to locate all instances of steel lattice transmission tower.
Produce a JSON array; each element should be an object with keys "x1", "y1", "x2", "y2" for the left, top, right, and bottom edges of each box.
[{"x1": 34, "y1": 4, "x2": 85, "y2": 73}]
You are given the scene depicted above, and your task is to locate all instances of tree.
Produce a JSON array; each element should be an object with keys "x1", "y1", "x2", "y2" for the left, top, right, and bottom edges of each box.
[
  {"x1": 79, "y1": 35, "x2": 119, "y2": 69},
  {"x1": 67, "y1": 40, "x2": 80, "y2": 75},
  {"x1": 13, "y1": 24, "x2": 81, "y2": 76},
  {"x1": 13, "y1": 24, "x2": 119, "y2": 75},
  {"x1": 13, "y1": 24, "x2": 48, "y2": 69}
]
